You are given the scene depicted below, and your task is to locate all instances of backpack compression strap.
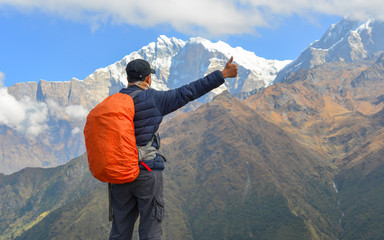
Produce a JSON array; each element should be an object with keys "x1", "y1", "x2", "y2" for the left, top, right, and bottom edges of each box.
[{"x1": 128, "y1": 90, "x2": 153, "y2": 172}]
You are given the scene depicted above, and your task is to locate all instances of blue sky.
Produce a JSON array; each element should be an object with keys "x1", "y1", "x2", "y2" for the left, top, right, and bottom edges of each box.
[{"x1": 0, "y1": 0, "x2": 382, "y2": 87}]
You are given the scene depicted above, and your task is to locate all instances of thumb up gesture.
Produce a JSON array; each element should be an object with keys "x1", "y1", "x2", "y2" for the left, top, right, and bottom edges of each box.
[{"x1": 221, "y1": 56, "x2": 238, "y2": 79}]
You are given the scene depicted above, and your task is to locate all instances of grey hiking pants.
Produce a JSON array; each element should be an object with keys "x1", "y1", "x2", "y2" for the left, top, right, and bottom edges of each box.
[{"x1": 109, "y1": 170, "x2": 164, "y2": 240}]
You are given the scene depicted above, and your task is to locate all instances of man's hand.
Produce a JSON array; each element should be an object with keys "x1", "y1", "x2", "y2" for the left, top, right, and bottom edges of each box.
[{"x1": 221, "y1": 56, "x2": 238, "y2": 79}]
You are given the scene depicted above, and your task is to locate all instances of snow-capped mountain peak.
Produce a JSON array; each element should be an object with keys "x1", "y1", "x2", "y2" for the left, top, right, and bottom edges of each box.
[
  {"x1": 274, "y1": 18, "x2": 384, "y2": 83},
  {"x1": 88, "y1": 36, "x2": 290, "y2": 101}
]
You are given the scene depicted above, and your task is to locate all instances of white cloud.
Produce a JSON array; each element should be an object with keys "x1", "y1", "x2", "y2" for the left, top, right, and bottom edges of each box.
[
  {"x1": 71, "y1": 127, "x2": 81, "y2": 136},
  {"x1": 14, "y1": 97, "x2": 49, "y2": 139},
  {"x1": 0, "y1": 72, "x2": 4, "y2": 87},
  {"x1": 0, "y1": 88, "x2": 26, "y2": 127},
  {"x1": 0, "y1": 90, "x2": 88, "y2": 139},
  {"x1": 47, "y1": 99, "x2": 88, "y2": 122},
  {"x1": 0, "y1": 87, "x2": 49, "y2": 139},
  {"x1": 1, "y1": 0, "x2": 383, "y2": 36},
  {"x1": 22, "y1": 102, "x2": 49, "y2": 138},
  {"x1": 65, "y1": 105, "x2": 89, "y2": 122},
  {"x1": 46, "y1": 99, "x2": 66, "y2": 120},
  {"x1": 0, "y1": 71, "x2": 87, "y2": 139}
]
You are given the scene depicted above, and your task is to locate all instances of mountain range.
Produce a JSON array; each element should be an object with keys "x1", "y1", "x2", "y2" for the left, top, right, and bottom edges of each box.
[
  {"x1": 0, "y1": 18, "x2": 384, "y2": 240},
  {"x1": 1, "y1": 35, "x2": 290, "y2": 175}
]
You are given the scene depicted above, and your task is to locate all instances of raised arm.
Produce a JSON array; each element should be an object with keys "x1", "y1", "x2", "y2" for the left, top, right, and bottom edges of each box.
[{"x1": 153, "y1": 57, "x2": 238, "y2": 116}]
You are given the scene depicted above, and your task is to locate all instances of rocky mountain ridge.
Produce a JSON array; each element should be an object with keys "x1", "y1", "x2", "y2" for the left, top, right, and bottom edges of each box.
[{"x1": 245, "y1": 52, "x2": 384, "y2": 239}]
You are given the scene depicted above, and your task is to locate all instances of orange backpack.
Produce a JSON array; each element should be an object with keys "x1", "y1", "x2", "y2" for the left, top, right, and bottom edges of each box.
[{"x1": 84, "y1": 92, "x2": 140, "y2": 184}]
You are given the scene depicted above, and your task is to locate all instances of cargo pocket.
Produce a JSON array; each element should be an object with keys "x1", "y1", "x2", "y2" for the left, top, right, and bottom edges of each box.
[{"x1": 153, "y1": 197, "x2": 165, "y2": 222}]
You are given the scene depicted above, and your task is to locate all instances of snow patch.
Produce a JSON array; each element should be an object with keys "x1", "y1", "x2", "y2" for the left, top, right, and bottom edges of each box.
[{"x1": 333, "y1": 181, "x2": 339, "y2": 193}]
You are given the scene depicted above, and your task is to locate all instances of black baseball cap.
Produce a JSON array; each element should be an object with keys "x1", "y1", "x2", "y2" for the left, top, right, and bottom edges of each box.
[{"x1": 126, "y1": 59, "x2": 156, "y2": 82}]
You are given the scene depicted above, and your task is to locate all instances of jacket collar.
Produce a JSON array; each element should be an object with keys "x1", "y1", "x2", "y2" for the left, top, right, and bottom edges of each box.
[{"x1": 120, "y1": 85, "x2": 142, "y2": 94}]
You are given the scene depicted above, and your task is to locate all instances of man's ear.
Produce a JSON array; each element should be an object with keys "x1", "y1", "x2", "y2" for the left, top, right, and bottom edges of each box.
[{"x1": 144, "y1": 75, "x2": 151, "y2": 86}]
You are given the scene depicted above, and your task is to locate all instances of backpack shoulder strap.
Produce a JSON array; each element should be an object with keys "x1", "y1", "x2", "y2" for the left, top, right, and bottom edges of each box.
[{"x1": 128, "y1": 90, "x2": 141, "y2": 98}]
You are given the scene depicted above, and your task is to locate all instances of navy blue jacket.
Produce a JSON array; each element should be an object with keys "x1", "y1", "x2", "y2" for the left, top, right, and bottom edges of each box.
[{"x1": 119, "y1": 70, "x2": 225, "y2": 170}]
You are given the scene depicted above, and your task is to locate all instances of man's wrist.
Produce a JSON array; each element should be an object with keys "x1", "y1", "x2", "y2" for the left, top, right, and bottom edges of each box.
[{"x1": 221, "y1": 70, "x2": 228, "y2": 79}]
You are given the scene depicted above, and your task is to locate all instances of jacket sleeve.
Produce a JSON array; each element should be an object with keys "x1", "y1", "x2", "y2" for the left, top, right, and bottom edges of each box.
[{"x1": 152, "y1": 70, "x2": 225, "y2": 116}]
